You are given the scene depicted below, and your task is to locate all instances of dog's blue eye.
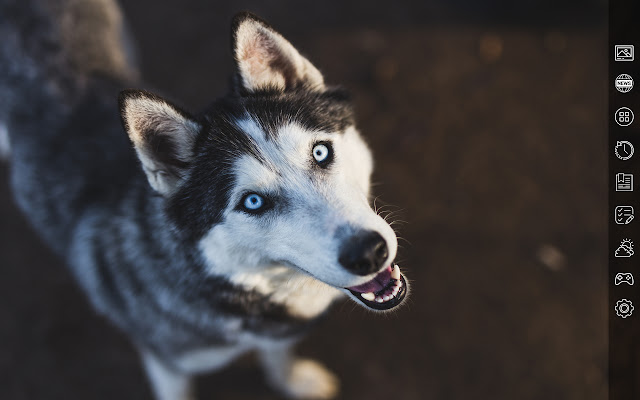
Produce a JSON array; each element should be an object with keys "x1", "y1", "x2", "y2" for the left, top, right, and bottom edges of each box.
[
  {"x1": 313, "y1": 144, "x2": 329, "y2": 162},
  {"x1": 312, "y1": 142, "x2": 332, "y2": 167},
  {"x1": 243, "y1": 194, "x2": 264, "y2": 210}
]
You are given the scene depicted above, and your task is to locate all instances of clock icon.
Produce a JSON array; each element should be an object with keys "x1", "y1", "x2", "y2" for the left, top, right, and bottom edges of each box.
[{"x1": 615, "y1": 141, "x2": 634, "y2": 160}]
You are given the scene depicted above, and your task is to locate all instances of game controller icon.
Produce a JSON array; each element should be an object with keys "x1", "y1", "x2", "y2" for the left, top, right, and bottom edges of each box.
[
  {"x1": 615, "y1": 272, "x2": 634, "y2": 285},
  {"x1": 615, "y1": 299, "x2": 634, "y2": 318}
]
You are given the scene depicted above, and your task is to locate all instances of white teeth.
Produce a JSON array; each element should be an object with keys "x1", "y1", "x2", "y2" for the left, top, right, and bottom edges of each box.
[
  {"x1": 361, "y1": 292, "x2": 375, "y2": 301},
  {"x1": 391, "y1": 264, "x2": 401, "y2": 280},
  {"x1": 358, "y1": 265, "x2": 403, "y2": 306}
]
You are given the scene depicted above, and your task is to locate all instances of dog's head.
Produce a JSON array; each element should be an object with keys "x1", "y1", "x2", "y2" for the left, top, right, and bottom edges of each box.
[{"x1": 119, "y1": 12, "x2": 407, "y2": 312}]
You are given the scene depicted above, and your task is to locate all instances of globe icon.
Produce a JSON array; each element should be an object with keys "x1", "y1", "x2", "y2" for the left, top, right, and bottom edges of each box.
[{"x1": 615, "y1": 74, "x2": 634, "y2": 93}]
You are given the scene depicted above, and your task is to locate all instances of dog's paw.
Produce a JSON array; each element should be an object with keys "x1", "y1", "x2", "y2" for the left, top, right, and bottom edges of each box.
[{"x1": 280, "y1": 358, "x2": 339, "y2": 400}]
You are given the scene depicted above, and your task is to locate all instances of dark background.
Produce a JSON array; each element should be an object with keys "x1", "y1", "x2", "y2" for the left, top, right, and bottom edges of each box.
[{"x1": 0, "y1": 1, "x2": 608, "y2": 399}]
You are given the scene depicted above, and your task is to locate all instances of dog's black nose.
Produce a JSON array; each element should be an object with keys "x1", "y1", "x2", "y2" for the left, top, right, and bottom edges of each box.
[{"x1": 338, "y1": 231, "x2": 388, "y2": 276}]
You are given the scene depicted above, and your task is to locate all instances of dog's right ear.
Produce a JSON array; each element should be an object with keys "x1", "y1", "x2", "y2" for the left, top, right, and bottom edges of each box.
[{"x1": 119, "y1": 90, "x2": 201, "y2": 196}]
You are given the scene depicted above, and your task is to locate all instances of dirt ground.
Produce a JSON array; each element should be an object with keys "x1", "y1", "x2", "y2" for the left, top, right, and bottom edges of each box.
[{"x1": 0, "y1": 1, "x2": 607, "y2": 399}]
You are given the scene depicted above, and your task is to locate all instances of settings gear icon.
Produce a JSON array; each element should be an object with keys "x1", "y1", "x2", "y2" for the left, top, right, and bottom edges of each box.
[{"x1": 615, "y1": 299, "x2": 634, "y2": 318}]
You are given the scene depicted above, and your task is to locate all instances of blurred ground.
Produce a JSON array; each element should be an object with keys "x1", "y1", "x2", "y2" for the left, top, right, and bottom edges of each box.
[{"x1": 0, "y1": 1, "x2": 607, "y2": 399}]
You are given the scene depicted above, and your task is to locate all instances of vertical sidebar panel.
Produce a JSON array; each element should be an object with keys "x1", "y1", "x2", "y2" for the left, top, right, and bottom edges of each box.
[{"x1": 610, "y1": 0, "x2": 640, "y2": 398}]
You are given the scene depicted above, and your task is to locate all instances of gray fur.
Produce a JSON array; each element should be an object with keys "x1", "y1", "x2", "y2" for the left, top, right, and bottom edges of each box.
[{"x1": 0, "y1": 122, "x2": 9, "y2": 159}]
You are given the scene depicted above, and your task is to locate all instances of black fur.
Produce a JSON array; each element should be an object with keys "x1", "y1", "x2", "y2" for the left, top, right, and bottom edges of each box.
[{"x1": 229, "y1": 88, "x2": 355, "y2": 138}]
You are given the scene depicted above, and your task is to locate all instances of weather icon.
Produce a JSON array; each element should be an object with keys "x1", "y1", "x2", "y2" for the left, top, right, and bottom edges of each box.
[{"x1": 615, "y1": 238, "x2": 634, "y2": 258}]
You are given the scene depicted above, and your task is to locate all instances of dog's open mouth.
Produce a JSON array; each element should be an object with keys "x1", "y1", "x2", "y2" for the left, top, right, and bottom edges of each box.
[{"x1": 346, "y1": 264, "x2": 407, "y2": 310}]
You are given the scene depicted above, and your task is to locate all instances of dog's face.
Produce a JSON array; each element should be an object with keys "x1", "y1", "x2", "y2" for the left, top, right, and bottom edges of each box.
[{"x1": 119, "y1": 13, "x2": 407, "y2": 312}]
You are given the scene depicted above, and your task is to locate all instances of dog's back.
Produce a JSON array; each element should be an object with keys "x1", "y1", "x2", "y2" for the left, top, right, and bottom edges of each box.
[
  {"x1": 0, "y1": 0, "x2": 175, "y2": 348},
  {"x1": 0, "y1": 0, "x2": 137, "y2": 102},
  {"x1": 0, "y1": 0, "x2": 140, "y2": 252}
]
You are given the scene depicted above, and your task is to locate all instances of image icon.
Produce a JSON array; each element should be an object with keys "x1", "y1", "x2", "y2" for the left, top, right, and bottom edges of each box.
[
  {"x1": 615, "y1": 173, "x2": 633, "y2": 191},
  {"x1": 615, "y1": 45, "x2": 634, "y2": 61},
  {"x1": 615, "y1": 107, "x2": 634, "y2": 127},
  {"x1": 614, "y1": 141, "x2": 634, "y2": 160},
  {"x1": 614, "y1": 239, "x2": 634, "y2": 258},
  {"x1": 615, "y1": 299, "x2": 634, "y2": 318},
  {"x1": 615, "y1": 206, "x2": 634, "y2": 225},
  {"x1": 615, "y1": 273, "x2": 634, "y2": 286},
  {"x1": 615, "y1": 74, "x2": 634, "y2": 93}
]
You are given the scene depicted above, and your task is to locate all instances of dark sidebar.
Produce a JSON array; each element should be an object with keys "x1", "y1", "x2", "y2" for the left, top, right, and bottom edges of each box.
[{"x1": 610, "y1": 0, "x2": 640, "y2": 398}]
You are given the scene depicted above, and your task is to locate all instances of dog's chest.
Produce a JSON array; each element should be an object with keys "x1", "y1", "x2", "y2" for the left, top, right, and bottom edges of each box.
[{"x1": 228, "y1": 266, "x2": 344, "y2": 319}]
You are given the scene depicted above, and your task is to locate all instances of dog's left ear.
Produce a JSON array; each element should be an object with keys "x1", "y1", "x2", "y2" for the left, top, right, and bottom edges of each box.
[
  {"x1": 232, "y1": 12, "x2": 325, "y2": 93},
  {"x1": 119, "y1": 89, "x2": 201, "y2": 196}
]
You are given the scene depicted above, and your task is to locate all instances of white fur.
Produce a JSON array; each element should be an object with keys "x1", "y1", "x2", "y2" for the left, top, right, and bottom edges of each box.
[
  {"x1": 258, "y1": 342, "x2": 339, "y2": 399},
  {"x1": 278, "y1": 358, "x2": 339, "y2": 399},
  {"x1": 231, "y1": 268, "x2": 343, "y2": 319},
  {"x1": 0, "y1": 123, "x2": 9, "y2": 160},
  {"x1": 142, "y1": 343, "x2": 257, "y2": 400},
  {"x1": 199, "y1": 230, "x2": 343, "y2": 319},
  {"x1": 199, "y1": 119, "x2": 398, "y2": 313},
  {"x1": 143, "y1": 338, "x2": 338, "y2": 399},
  {"x1": 142, "y1": 352, "x2": 195, "y2": 400},
  {"x1": 173, "y1": 345, "x2": 249, "y2": 374}
]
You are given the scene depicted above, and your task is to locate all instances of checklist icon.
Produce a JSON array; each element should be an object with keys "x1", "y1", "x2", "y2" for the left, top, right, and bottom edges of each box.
[
  {"x1": 616, "y1": 173, "x2": 634, "y2": 191},
  {"x1": 615, "y1": 206, "x2": 635, "y2": 225}
]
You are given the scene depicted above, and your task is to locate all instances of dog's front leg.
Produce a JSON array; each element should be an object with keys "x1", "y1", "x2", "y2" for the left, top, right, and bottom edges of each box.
[
  {"x1": 141, "y1": 352, "x2": 195, "y2": 400},
  {"x1": 257, "y1": 341, "x2": 339, "y2": 399}
]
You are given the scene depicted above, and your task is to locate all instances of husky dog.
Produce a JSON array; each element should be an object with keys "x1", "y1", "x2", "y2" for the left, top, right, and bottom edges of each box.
[{"x1": 0, "y1": 1, "x2": 408, "y2": 399}]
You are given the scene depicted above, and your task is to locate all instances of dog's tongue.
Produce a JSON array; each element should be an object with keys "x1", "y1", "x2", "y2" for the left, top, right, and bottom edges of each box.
[{"x1": 347, "y1": 266, "x2": 393, "y2": 293}]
